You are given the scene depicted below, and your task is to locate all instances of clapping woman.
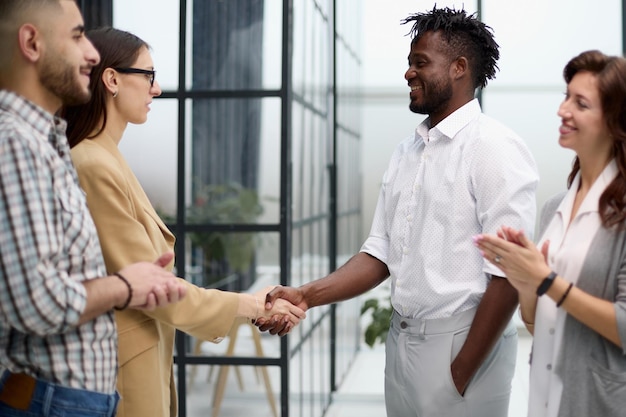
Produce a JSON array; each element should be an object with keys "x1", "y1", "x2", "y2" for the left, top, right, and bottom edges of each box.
[{"x1": 475, "y1": 50, "x2": 626, "y2": 417}]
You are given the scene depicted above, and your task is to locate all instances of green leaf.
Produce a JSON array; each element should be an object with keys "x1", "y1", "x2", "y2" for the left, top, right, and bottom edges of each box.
[{"x1": 360, "y1": 296, "x2": 392, "y2": 348}]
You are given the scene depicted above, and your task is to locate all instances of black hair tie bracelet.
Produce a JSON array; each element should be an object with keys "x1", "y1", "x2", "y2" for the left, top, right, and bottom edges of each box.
[{"x1": 113, "y1": 272, "x2": 133, "y2": 311}]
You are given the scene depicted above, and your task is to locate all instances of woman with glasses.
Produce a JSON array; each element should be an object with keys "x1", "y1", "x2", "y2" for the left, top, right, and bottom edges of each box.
[{"x1": 62, "y1": 27, "x2": 305, "y2": 417}]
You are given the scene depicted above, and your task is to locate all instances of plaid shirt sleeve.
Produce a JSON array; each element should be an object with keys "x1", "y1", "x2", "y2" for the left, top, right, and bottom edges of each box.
[{"x1": 0, "y1": 126, "x2": 87, "y2": 336}]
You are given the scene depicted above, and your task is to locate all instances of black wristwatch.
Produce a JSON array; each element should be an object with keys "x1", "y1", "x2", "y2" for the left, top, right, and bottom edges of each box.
[{"x1": 536, "y1": 271, "x2": 557, "y2": 296}]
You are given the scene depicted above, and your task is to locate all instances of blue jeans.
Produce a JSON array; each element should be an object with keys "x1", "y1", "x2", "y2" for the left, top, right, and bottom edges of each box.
[{"x1": 0, "y1": 371, "x2": 120, "y2": 417}]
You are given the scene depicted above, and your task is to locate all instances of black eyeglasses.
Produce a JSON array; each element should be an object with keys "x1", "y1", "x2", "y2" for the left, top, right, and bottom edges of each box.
[{"x1": 114, "y1": 67, "x2": 156, "y2": 87}]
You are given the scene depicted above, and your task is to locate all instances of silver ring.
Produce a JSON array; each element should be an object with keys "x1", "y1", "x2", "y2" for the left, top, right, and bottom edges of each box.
[{"x1": 494, "y1": 255, "x2": 502, "y2": 264}]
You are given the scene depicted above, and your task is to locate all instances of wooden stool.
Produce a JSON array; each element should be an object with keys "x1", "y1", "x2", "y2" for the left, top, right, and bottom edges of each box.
[
  {"x1": 211, "y1": 318, "x2": 277, "y2": 417},
  {"x1": 189, "y1": 317, "x2": 277, "y2": 417}
]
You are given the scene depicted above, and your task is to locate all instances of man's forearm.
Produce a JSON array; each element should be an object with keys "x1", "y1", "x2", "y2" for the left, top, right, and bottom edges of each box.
[
  {"x1": 79, "y1": 275, "x2": 128, "y2": 324},
  {"x1": 450, "y1": 275, "x2": 518, "y2": 394},
  {"x1": 302, "y1": 252, "x2": 390, "y2": 308}
]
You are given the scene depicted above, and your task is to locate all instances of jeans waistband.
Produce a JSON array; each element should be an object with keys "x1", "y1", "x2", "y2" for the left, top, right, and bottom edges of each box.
[
  {"x1": 0, "y1": 370, "x2": 119, "y2": 416},
  {"x1": 391, "y1": 307, "x2": 477, "y2": 336}
]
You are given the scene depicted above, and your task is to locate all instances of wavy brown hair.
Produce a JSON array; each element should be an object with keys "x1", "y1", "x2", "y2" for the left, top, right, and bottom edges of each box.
[
  {"x1": 564, "y1": 50, "x2": 626, "y2": 229},
  {"x1": 61, "y1": 27, "x2": 149, "y2": 148}
]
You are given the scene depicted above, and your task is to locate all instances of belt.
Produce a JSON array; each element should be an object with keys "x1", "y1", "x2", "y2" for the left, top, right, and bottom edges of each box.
[{"x1": 0, "y1": 372, "x2": 36, "y2": 410}]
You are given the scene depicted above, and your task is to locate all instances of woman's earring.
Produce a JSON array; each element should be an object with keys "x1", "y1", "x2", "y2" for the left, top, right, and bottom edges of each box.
[{"x1": 113, "y1": 91, "x2": 118, "y2": 98}]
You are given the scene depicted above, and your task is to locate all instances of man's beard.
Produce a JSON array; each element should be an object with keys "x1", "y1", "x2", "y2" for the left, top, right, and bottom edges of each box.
[
  {"x1": 409, "y1": 79, "x2": 453, "y2": 116},
  {"x1": 39, "y1": 53, "x2": 91, "y2": 106}
]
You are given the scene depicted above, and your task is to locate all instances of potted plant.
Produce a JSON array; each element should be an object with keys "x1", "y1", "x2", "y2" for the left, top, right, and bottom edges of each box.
[
  {"x1": 187, "y1": 181, "x2": 263, "y2": 278},
  {"x1": 159, "y1": 180, "x2": 263, "y2": 289},
  {"x1": 360, "y1": 296, "x2": 392, "y2": 348}
]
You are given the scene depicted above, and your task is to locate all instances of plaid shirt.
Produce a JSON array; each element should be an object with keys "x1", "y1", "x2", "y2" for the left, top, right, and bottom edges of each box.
[{"x1": 0, "y1": 90, "x2": 117, "y2": 394}]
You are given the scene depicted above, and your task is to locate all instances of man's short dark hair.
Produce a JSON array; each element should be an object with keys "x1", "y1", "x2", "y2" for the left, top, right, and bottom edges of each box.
[{"x1": 402, "y1": 6, "x2": 500, "y2": 89}]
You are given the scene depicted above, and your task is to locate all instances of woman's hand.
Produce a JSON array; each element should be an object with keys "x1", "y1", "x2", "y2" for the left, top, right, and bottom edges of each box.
[{"x1": 474, "y1": 226, "x2": 552, "y2": 297}]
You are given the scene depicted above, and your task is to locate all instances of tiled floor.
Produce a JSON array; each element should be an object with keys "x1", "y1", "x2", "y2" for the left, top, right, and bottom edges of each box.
[{"x1": 185, "y1": 327, "x2": 532, "y2": 417}]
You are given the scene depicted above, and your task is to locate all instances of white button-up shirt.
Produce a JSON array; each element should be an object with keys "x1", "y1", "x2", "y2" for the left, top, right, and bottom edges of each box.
[
  {"x1": 528, "y1": 160, "x2": 617, "y2": 417},
  {"x1": 361, "y1": 99, "x2": 539, "y2": 319}
]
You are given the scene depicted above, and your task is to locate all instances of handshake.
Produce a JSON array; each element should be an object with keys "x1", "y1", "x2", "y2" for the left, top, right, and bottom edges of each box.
[
  {"x1": 252, "y1": 285, "x2": 307, "y2": 336},
  {"x1": 116, "y1": 252, "x2": 309, "y2": 336}
]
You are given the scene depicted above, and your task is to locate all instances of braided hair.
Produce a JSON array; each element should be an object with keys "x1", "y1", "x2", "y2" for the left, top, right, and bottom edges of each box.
[{"x1": 401, "y1": 6, "x2": 499, "y2": 89}]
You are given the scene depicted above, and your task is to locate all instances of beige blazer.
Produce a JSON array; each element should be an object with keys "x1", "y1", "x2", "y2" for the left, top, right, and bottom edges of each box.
[{"x1": 71, "y1": 135, "x2": 239, "y2": 417}]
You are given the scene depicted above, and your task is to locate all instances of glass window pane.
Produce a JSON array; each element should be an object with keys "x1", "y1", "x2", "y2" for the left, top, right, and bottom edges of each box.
[
  {"x1": 184, "y1": 98, "x2": 281, "y2": 225},
  {"x1": 184, "y1": 231, "x2": 279, "y2": 292},
  {"x1": 293, "y1": 0, "x2": 332, "y2": 107},
  {"x1": 289, "y1": 320, "x2": 331, "y2": 415},
  {"x1": 113, "y1": 0, "x2": 180, "y2": 91},
  {"x1": 187, "y1": 0, "x2": 282, "y2": 91}
]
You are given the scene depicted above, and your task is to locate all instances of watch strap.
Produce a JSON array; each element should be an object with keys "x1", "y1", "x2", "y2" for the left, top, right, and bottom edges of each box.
[{"x1": 536, "y1": 271, "x2": 557, "y2": 296}]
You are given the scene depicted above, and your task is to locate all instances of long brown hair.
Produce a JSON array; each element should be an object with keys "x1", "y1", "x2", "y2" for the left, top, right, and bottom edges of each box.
[
  {"x1": 564, "y1": 50, "x2": 626, "y2": 229},
  {"x1": 62, "y1": 27, "x2": 149, "y2": 148}
]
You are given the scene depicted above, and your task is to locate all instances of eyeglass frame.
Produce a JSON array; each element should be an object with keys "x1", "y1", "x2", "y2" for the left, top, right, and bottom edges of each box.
[{"x1": 113, "y1": 67, "x2": 156, "y2": 87}]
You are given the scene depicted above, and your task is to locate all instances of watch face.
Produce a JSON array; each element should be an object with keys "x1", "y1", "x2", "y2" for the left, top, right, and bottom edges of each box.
[{"x1": 536, "y1": 272, "x2": 557, "y2": 296}]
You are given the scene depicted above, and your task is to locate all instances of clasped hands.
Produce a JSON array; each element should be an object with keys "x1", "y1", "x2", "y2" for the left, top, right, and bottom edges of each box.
[{"x1": 114, "y1": 251, "x2": 187, "y2": 311}]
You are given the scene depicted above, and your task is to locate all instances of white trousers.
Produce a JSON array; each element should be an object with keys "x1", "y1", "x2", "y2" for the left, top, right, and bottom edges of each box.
[{"x1": 385, "y1": 308, "x2": 517, "y2": 417}]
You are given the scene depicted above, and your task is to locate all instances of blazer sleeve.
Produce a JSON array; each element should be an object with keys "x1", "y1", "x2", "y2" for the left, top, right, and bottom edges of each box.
[{"x1": 73, "y1": 146, "x2": 238, "y2": 340}]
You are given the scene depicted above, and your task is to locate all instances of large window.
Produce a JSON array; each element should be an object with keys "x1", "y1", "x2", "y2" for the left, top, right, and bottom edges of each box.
[{"x1": 109, "y1": 1, "x2": 363, "y2": 416}]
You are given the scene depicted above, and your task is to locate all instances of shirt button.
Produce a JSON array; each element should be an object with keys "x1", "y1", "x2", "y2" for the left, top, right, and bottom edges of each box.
[
  {"x1": 549, "y1": 328, "x2": 555, "y2": 335},
  {"x1": 547, "y1": 364, "x2": 552, "y2": 370},
  {"x1": 400, "y1": 321, "x2": 408, "y2": 329}
]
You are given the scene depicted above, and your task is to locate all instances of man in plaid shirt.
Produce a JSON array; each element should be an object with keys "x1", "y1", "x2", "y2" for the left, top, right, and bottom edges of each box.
[{"x1": 0, "y1": 1, "x2": 187, "y2": 416}]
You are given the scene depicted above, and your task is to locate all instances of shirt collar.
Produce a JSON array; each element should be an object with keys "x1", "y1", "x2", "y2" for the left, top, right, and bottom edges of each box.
[
  {"x1": 0, "y1": 89, "x2": 59, "y2": 138},
  {"x1": 415, "y1": 98, "x2": 481, "y2": 143},
  {"x1": 558, "y1": 158, "x2": 619, "y2": 218}
]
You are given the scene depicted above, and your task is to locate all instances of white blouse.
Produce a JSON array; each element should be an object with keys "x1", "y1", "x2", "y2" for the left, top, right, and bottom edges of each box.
[{"x1": 528, "y1": 159, "x2": 617, "y2": 417}]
